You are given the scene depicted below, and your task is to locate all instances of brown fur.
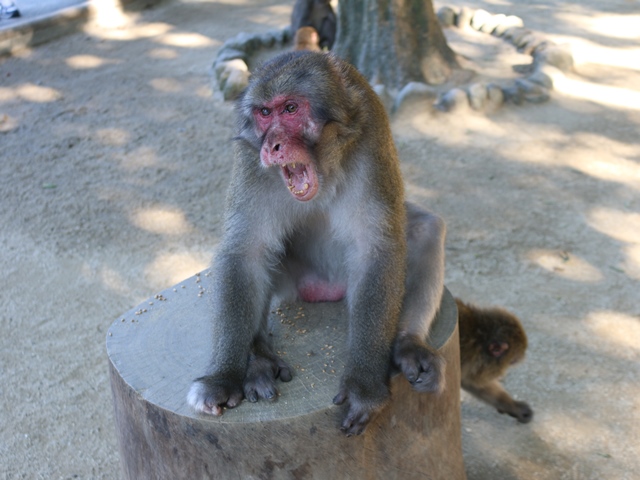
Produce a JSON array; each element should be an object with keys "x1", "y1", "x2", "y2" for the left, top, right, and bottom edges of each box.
[
  {"x1": 457, "y1": 298, "x2": 533, "y2": 423},
  {"x1": 294, "y1": 26, "x2": 321, "y2": 51}
]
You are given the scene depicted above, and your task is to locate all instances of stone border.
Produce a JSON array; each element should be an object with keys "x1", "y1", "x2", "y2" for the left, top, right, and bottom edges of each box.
[
  {"x1": 212, "y1": 27, "x2": 292, "y2": 101},
  {"x1": 212, "y1": 5, "x2": 575, "y2": 113},
  {"x1": 431, "y1": 5, "x2": 574, "y2": 112}
]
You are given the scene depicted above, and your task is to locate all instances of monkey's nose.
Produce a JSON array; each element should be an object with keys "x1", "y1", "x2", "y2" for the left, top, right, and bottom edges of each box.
[{"x1": 273, "y1": 144, "x2": 281, "y2": 152}]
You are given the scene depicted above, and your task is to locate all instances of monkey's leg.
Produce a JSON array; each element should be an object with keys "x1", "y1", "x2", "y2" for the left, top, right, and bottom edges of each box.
[
  {"x1": 463, "y1": 381, "x2": 533, "y2": 423},
  {"x1": 393, "y1": 203, "x2": 447, "y2": 393}
]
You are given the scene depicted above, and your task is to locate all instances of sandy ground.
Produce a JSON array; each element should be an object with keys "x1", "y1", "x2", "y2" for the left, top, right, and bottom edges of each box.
[{"x1": 1, "y1": 0, "x2": 639, "y2": 479}]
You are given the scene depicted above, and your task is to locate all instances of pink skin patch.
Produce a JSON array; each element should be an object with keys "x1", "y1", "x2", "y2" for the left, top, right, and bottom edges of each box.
[
  {"x1": 255, "y1": 96, "x2": 320, "y2": 202},
  {"x1": 297, "y1": 275, "x2": 347, "y2": 303}
]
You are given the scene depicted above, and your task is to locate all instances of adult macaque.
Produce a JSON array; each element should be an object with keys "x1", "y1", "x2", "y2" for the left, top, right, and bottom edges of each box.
[
  {"x1": 291, "y1": 0, "x2": 336, "y2": 50},
  {"x1": 187, "y1": 51, "x2": 446, "y2": 436},
  {"x1": 457, "y1": 299, "x2": 533, "y2": 423},
  {"x1": 294, "y1": 26, "x2": 321, "y2": 51}
]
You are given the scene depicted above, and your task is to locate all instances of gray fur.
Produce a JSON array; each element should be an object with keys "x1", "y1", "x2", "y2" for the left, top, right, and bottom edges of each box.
[{"x1": 188, "y1": 52, "x2": 446, "y2": 435}]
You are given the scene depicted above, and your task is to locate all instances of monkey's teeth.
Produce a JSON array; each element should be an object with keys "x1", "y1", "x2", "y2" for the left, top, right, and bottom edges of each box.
[{"x1": 304, "y1": 183, "x2": 309, "y2": 190}]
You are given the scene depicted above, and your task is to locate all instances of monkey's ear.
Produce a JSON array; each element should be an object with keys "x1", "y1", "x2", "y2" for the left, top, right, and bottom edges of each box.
[{"x1": 488, "y1": 342, "x2": 509, "y2": 358}]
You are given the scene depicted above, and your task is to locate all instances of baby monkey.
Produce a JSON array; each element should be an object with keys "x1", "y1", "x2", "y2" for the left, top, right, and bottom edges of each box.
[
  {"x1": 456, "y1": 299, "x2": 533, "y2": 423},
  {"x1": 293, "y1": 26, "x2": 321, "y2": 52}
]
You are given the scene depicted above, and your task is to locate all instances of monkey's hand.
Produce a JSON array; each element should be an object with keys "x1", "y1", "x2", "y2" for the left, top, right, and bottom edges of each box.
[
  {"x1": 499, "y1": 400, "x2": 534, "y2": 424},
  {"x1": 393, "y1": 334, "x2": 446, "y2": 394},
  {"x1": 243, "y1": 352, "x2": 293, "y2": 403},
  {"x1": 187, "y1": 375, "x2": 245, "y2": 416},
  {"x1": 332, "y1": 377, "x2": 389, "y2": 436}
]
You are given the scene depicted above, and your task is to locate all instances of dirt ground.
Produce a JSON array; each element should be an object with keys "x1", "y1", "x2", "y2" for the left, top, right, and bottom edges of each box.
[{"x1": 1, "y1": 0, "x2": 639, "y2": 479}]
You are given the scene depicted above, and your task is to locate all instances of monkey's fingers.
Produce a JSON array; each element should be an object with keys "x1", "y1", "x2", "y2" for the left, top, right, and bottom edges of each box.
[
  {"x1": 394, "y1": 336, "x2": 446, "y2": 394},
  {"x1": 414, "y1": 351, "x2": 446, "y2": 394}
]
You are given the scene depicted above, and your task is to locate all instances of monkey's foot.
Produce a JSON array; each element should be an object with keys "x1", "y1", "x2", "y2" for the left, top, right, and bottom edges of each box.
[
  {"x1": 243, "y1": 352, "x2": 293, "y2": 403},
  {"x1": 500, "y1": 400, "x2": 534, "y2": 424},
  {"x1": 187, "y1": 376, "x2": 244, "y2": 416},
  {"x1": 393, "y1": 334, "x2": 446, "y2": 394},
  {"x1": 332, "y1": 379, "x2": 388, "y2": 436}
]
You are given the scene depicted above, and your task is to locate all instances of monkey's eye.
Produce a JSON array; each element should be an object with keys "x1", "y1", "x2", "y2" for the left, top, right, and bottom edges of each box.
[
  {"x1": 284, "y1": 103, "x2": 298, "y2": 113},
  {"x1": 260, "y1": 107, "x2": 271, "y2": 116}
]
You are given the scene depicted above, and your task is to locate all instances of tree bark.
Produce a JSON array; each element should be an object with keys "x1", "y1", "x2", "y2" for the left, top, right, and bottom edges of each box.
[{"x1": 334, "y1": 0, "x2": 459, "y2": 91}]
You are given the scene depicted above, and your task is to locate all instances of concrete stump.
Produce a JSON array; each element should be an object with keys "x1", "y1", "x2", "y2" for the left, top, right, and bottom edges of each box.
[{"x1": 107, "y1": 273, "x2": 466, "y2": 480}]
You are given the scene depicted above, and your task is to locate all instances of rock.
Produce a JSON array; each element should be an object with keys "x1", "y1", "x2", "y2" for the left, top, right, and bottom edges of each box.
[
  {"x1": 501, "y1": 84, "x2": 523, "y2": 105},
  {"x1": 534, "y1": 64, "x2": 564, "y2": 87},
  {"x1": 470, "y1": 9, "x2": 492, "y2": 31},
  {"x1": 259, "y1": 31, "x2": 277, "y2": 49},
  {"x1": 503, "y1": 27, "x2": 530, "y2": 45},
  {"x1": 437, "y1": 6, "x2": 458, "y2": 28},
  {"x1": 519, "y1": 35, "x2": 551, "y2": 55},
  {"x1": 394, "y1": 82, "x2": 437, "y2": 113},
  {"x1": 214, "y1": 58, "x2": 248, "y2": 83},
  {"x1": 516, "y1": 78, "x2": 550, "y2": 103},
  {"x1": 434, "y1": 88, "x2": 468, "y2": 113},
  {"x1": 456, "y1": 7, "x2": 474, "y2": 29},
  {"x1": 493, "y1": 15, "x2": 524, "y2": 36},
  {"x1": 222, "y1": 68, "x2": 250, "y2": 101},
  {"x1": 271, "y1": 26, "x2": 292, "y2": 46},
  {"x1": 467, "y1": 83, "x2": 488, "y2": 111},
  {"x1": 222, "y1": 32, "x2": 259, "y2": 53},
  {"x1": 486, "y1": 84, "x2": 504, "y2": 112},
  {"x1": 480, "y1": 13, "x2": 505, "y2": 34},
  {"x1": 216, "y1": 59, "x2": 250, "y2": 95},
  {"x1": 534, "y1": 44, "x2": 574, "y2": 72},
  {"x1": 527, "y1": 68, "x2": 554, "y2": 89},
  {"x1": 215, "y1": 47, "x2": 246, "y2": 64},
  {"x1": 515, "y1": 32, "x2": 544, "y2": 52}
]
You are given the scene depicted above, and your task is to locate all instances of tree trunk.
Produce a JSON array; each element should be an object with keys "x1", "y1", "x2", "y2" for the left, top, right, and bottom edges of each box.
[{"x1": 334, "y1": 0, "x2": 459, "y2": 91}]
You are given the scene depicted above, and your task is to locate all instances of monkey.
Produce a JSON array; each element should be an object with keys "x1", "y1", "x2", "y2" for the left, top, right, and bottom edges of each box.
[
  {"x1": 456, "y1": 298, "x2": 533, "y2": 423},
  {"x1": 294, "y1": 26, "x2": 321, "y2": 52},
  {"x1": 290, "y1": 0, "x2": 337, "y2": 50},
  {"x1": 187, "y1": 51, "x2": 447, "y2": 436}
]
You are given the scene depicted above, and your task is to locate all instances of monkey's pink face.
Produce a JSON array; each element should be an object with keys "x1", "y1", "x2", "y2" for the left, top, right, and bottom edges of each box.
[{"x1": 254, "y1": 96, "x2": 320, "y2": 202}]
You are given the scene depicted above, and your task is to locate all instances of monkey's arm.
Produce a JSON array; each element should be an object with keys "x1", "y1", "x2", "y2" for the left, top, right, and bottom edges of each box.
[
  {"x1": 187, "y1": 242, "x2": 275, "y2": 415},
  {"x1": 393, "y1": 203, "x2": 446, "y2": 393},
  {"x1": 188, "y1": 161, "x2": 292, "y2": 415},
  {"x1": 333, "y1": 204, "x2": 407, "y2": 436},
  {"x1": 334, "y1": 252, "x2": 406, "y2": 435},
  {"x1": 400, "y1": 204, "x2": 446, "y2": 338},
  {"x1": 463, "y1": 380, "x2": 533, "y2": 423}
]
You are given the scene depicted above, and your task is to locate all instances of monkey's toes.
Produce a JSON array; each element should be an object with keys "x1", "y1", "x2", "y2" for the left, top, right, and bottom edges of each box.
[
  {"x1": 332, "y1": 386, "x2": 386, "y2": 436},
  {"x1": 276, "y1": 359, "x2": 293, "y2": 382},
  {"x1": 187, "y1": 379, "x2": 243, "y2": 415},
  {"x1": 513, "y1": 401, "x2": 534, "y2": 423},
  {"x1": 243, "y1": 377, "x2": 279, "y2": 403},
  {"x1": 340, "y1": 408, "x2": 371, "y2": 437}
]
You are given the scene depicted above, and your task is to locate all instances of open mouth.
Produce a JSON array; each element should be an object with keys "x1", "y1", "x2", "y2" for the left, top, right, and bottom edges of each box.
[{"x1": 280, "y1": 162, "x2": 318, "y2": 201}]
